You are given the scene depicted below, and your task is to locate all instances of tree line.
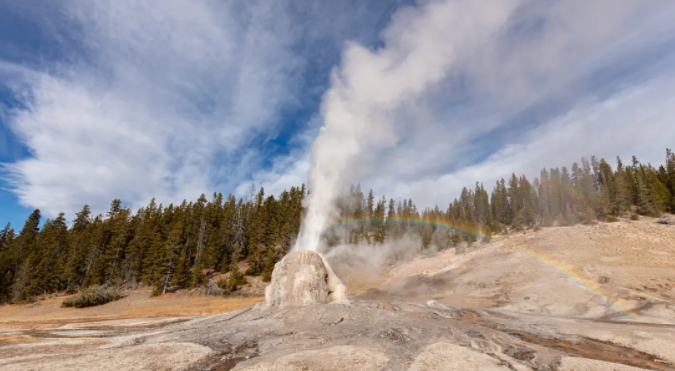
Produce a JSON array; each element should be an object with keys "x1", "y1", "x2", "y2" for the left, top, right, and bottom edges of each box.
[
  {"x1": 0, "y1": 186, "x2": 305, "y2": 302},
  {"x1": 328, "y1": 151, "x2": 674, "y2": 249},
  {"x1": 1, "y1": 150, "x2": 674, "y2": 303}
]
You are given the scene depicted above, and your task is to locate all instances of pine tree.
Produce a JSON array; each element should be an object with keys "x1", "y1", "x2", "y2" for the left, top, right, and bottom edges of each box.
[
  {"x1": 386, "y1": 198, "x2": 397, "y2": 238},
  {"x1": 666, "y1": 149, "x2": 675, "y2": 211},
  {"x1": 596, "y1": 159, "x2": 616, "y2": 216},
  {"x1": 222, "y1": 261, "x2": 247, "y2": 296},
  {"x1": 9, "y1": 209, "x2": 42, "y2": 301},
  {"x1": 0, "y1": 223, "x2": 13, "y2": 252},
  {"x1": 154, "y1": 220, "x2": 184, "y2": 295},
  {"x1": 538, "y1": 169, "x2": 553, "y2": 226},
  {"x1": 373, "y1": 196, "x2": 386, "y2": 243},
  {"x1": 634, "y1": 166, "x2": 655, "y2": 216},
  {"x1": 0, "y1": 224, "x2": 16, "y2": 301}
]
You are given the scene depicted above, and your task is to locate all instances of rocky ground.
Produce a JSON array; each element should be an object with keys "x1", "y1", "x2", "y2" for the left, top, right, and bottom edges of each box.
[{"x1": 1, "y1": 215, "x2": 674, "y2": 370}]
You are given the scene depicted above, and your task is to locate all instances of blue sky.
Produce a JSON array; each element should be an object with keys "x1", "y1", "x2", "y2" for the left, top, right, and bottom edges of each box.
[{"x1": 2, "y1": 0, "x2": 675, "y2": 231}]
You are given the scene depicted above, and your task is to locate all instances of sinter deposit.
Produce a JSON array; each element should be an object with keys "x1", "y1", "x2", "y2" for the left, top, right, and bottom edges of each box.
[{"x1": 264, "y1": 251, "x2": 348, "y2": 308}]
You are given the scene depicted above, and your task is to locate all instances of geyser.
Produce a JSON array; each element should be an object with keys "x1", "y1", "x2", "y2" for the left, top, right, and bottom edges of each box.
[
  {"x1": 264, "y1": 251, "x2": 348, "y2": 308},
  {"x1": 292, "y1": 0, "x2": 519, "y2": 252}
]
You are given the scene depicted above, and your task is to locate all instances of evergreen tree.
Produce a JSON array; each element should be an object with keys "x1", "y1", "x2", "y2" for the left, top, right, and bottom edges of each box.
[
  {"x1": 666, "y1": 149, "x2": 675, "y2": 211},
  {"x1": 9, "y1": 209, "x2": 42, "y2": 301}
]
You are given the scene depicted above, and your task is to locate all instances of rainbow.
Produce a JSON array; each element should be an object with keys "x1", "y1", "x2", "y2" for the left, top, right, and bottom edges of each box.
[{"x1": 332, "y1": 217, "x2": 635, "y2": 317}]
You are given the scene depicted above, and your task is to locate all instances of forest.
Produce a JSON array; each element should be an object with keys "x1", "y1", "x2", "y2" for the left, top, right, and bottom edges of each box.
[{"x1": 1, "y1": 150, "x2": 674, "y2": 303}]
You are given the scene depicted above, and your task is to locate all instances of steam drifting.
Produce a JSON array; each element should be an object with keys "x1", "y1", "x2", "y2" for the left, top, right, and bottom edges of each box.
[{"x1": 294, "y1": 0, "x2": 519, "y2": 252}]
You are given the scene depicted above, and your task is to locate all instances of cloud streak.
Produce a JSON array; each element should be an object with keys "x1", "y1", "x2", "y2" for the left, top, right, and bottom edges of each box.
[{"x1": 2, "y1": 0, "x2": 302, "y2": 216}]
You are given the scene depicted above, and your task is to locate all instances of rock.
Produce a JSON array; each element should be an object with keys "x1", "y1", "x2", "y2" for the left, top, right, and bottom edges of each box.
[
  {"x1": 408, "y1": 343, "x2": 511, "y2": 371},
  {"x1": 233, "y1": 345, "x2": 388, "y2": 371},
  {"x1": 1, "y1": 343, "x2": 211, "y2": 371},
  {"x1": 657, "y1": 215, "x2": 675, "y2": 225},
  {"x1": 264, "y1": 251, "x2": 349, "y2": 308}
]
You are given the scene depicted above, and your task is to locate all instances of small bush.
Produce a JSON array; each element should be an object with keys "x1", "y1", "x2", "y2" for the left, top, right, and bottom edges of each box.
[
  {"x1": 607, "y1": 215, "x2": 618, "y2": 223},
  {"x1": 221, "y1": 264, "x2": 247, "y2": 297},
  {"x1": 630, "y1": 213, "x2": 639, "y2": 221},
  {"x1": 62, "y1": 285, "x2": 125, "y2": 308}
]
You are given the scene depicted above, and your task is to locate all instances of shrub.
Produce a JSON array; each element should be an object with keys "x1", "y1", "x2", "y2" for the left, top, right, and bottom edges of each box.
[
  {"x1": 607, "y1": 216, "x2": 618, "y2": 223},
  {"x1": 630, "y1": 213, "x2": 639, "y2": 221},
  {"x1": 221, "y1": 264, "x2": 247, "y2": 297},
  {"x1": 62, "y1": 285, "x2": 125, "y2": 308}
]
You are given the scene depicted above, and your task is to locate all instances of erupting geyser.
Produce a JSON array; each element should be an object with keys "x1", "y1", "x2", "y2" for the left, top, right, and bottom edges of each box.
[{"x1": 264, "y1": 251, "x2": 348, "y2": 308}]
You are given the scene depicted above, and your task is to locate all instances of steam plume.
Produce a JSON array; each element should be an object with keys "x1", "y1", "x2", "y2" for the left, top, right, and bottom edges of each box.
[{"x1": 294, "y1": 0, "x2": 520, "y2": 252}]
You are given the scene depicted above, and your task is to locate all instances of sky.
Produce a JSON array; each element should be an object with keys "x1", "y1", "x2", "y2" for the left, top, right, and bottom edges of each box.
[{"x1": 1, "y1": 0, "x2": 675, "y2": 230}]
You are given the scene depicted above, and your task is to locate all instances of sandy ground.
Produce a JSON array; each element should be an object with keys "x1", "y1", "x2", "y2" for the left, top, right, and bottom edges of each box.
[{"x1": 0, "y1": 215, "x2": 674, "y2": 370}]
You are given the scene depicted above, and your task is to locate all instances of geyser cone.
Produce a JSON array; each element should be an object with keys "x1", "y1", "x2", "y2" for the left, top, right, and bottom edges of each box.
[{"x1": 264, "y1": 251, "x2": 349, "y2": 308}]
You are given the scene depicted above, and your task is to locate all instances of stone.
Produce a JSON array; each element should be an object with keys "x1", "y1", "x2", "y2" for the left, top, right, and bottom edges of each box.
[
  {"x1": 408, "y1": 343, "x2": 511, "y2": 371},
  {"x1": 233, "y1": 345, "x2": 388, "y2": 371},
  {"x1": 264, "y1": 251, "x2": 349, "y2": 308},
  {"x1": 657, "y1": 215, "x2": 675, "y2": 225}
]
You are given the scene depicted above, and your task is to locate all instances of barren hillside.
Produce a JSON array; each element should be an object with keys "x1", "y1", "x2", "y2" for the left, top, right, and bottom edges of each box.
[{"x1": 359, "y1": 215, "x2": 675, "y2": 323}]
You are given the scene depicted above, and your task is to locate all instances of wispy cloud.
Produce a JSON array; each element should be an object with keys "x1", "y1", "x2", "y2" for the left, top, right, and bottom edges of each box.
[
  {"x1": 383, "y1": 73, "x2": 675, "y2": 208},
  {"x1": 2, "y1": 0, "x2": 302, "y2": 216}
]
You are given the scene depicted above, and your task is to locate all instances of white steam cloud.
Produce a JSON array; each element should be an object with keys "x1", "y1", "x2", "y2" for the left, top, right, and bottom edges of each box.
[{"x1": 294, "y1": 0, "x2": 520, "y2": 251}]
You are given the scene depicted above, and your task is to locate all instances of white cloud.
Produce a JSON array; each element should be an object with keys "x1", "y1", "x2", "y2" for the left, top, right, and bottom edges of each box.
[
  {"x1": 1, "y1": 0, "x2": 302, "y2": 216},
  {"x1": 385, "y1": 75, "x2": 675, "y2": 208}
]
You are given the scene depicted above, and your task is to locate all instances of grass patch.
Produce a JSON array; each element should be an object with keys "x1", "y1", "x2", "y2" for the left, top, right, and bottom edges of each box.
[
  {"x1": 630, "y1": 213, "x2": 640, "y2": 221},
  {"x1": 61, "y1": 285, "x2": 125, "y2": 308}
]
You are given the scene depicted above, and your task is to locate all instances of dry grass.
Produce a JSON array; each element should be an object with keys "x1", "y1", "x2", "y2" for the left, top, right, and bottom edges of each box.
[
  {"x1": 120, "y1": 296, "x2": 262, "y2": 317},
  {"x1": 0, "y1": 289, "x2": 263, "y2": 329}
]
